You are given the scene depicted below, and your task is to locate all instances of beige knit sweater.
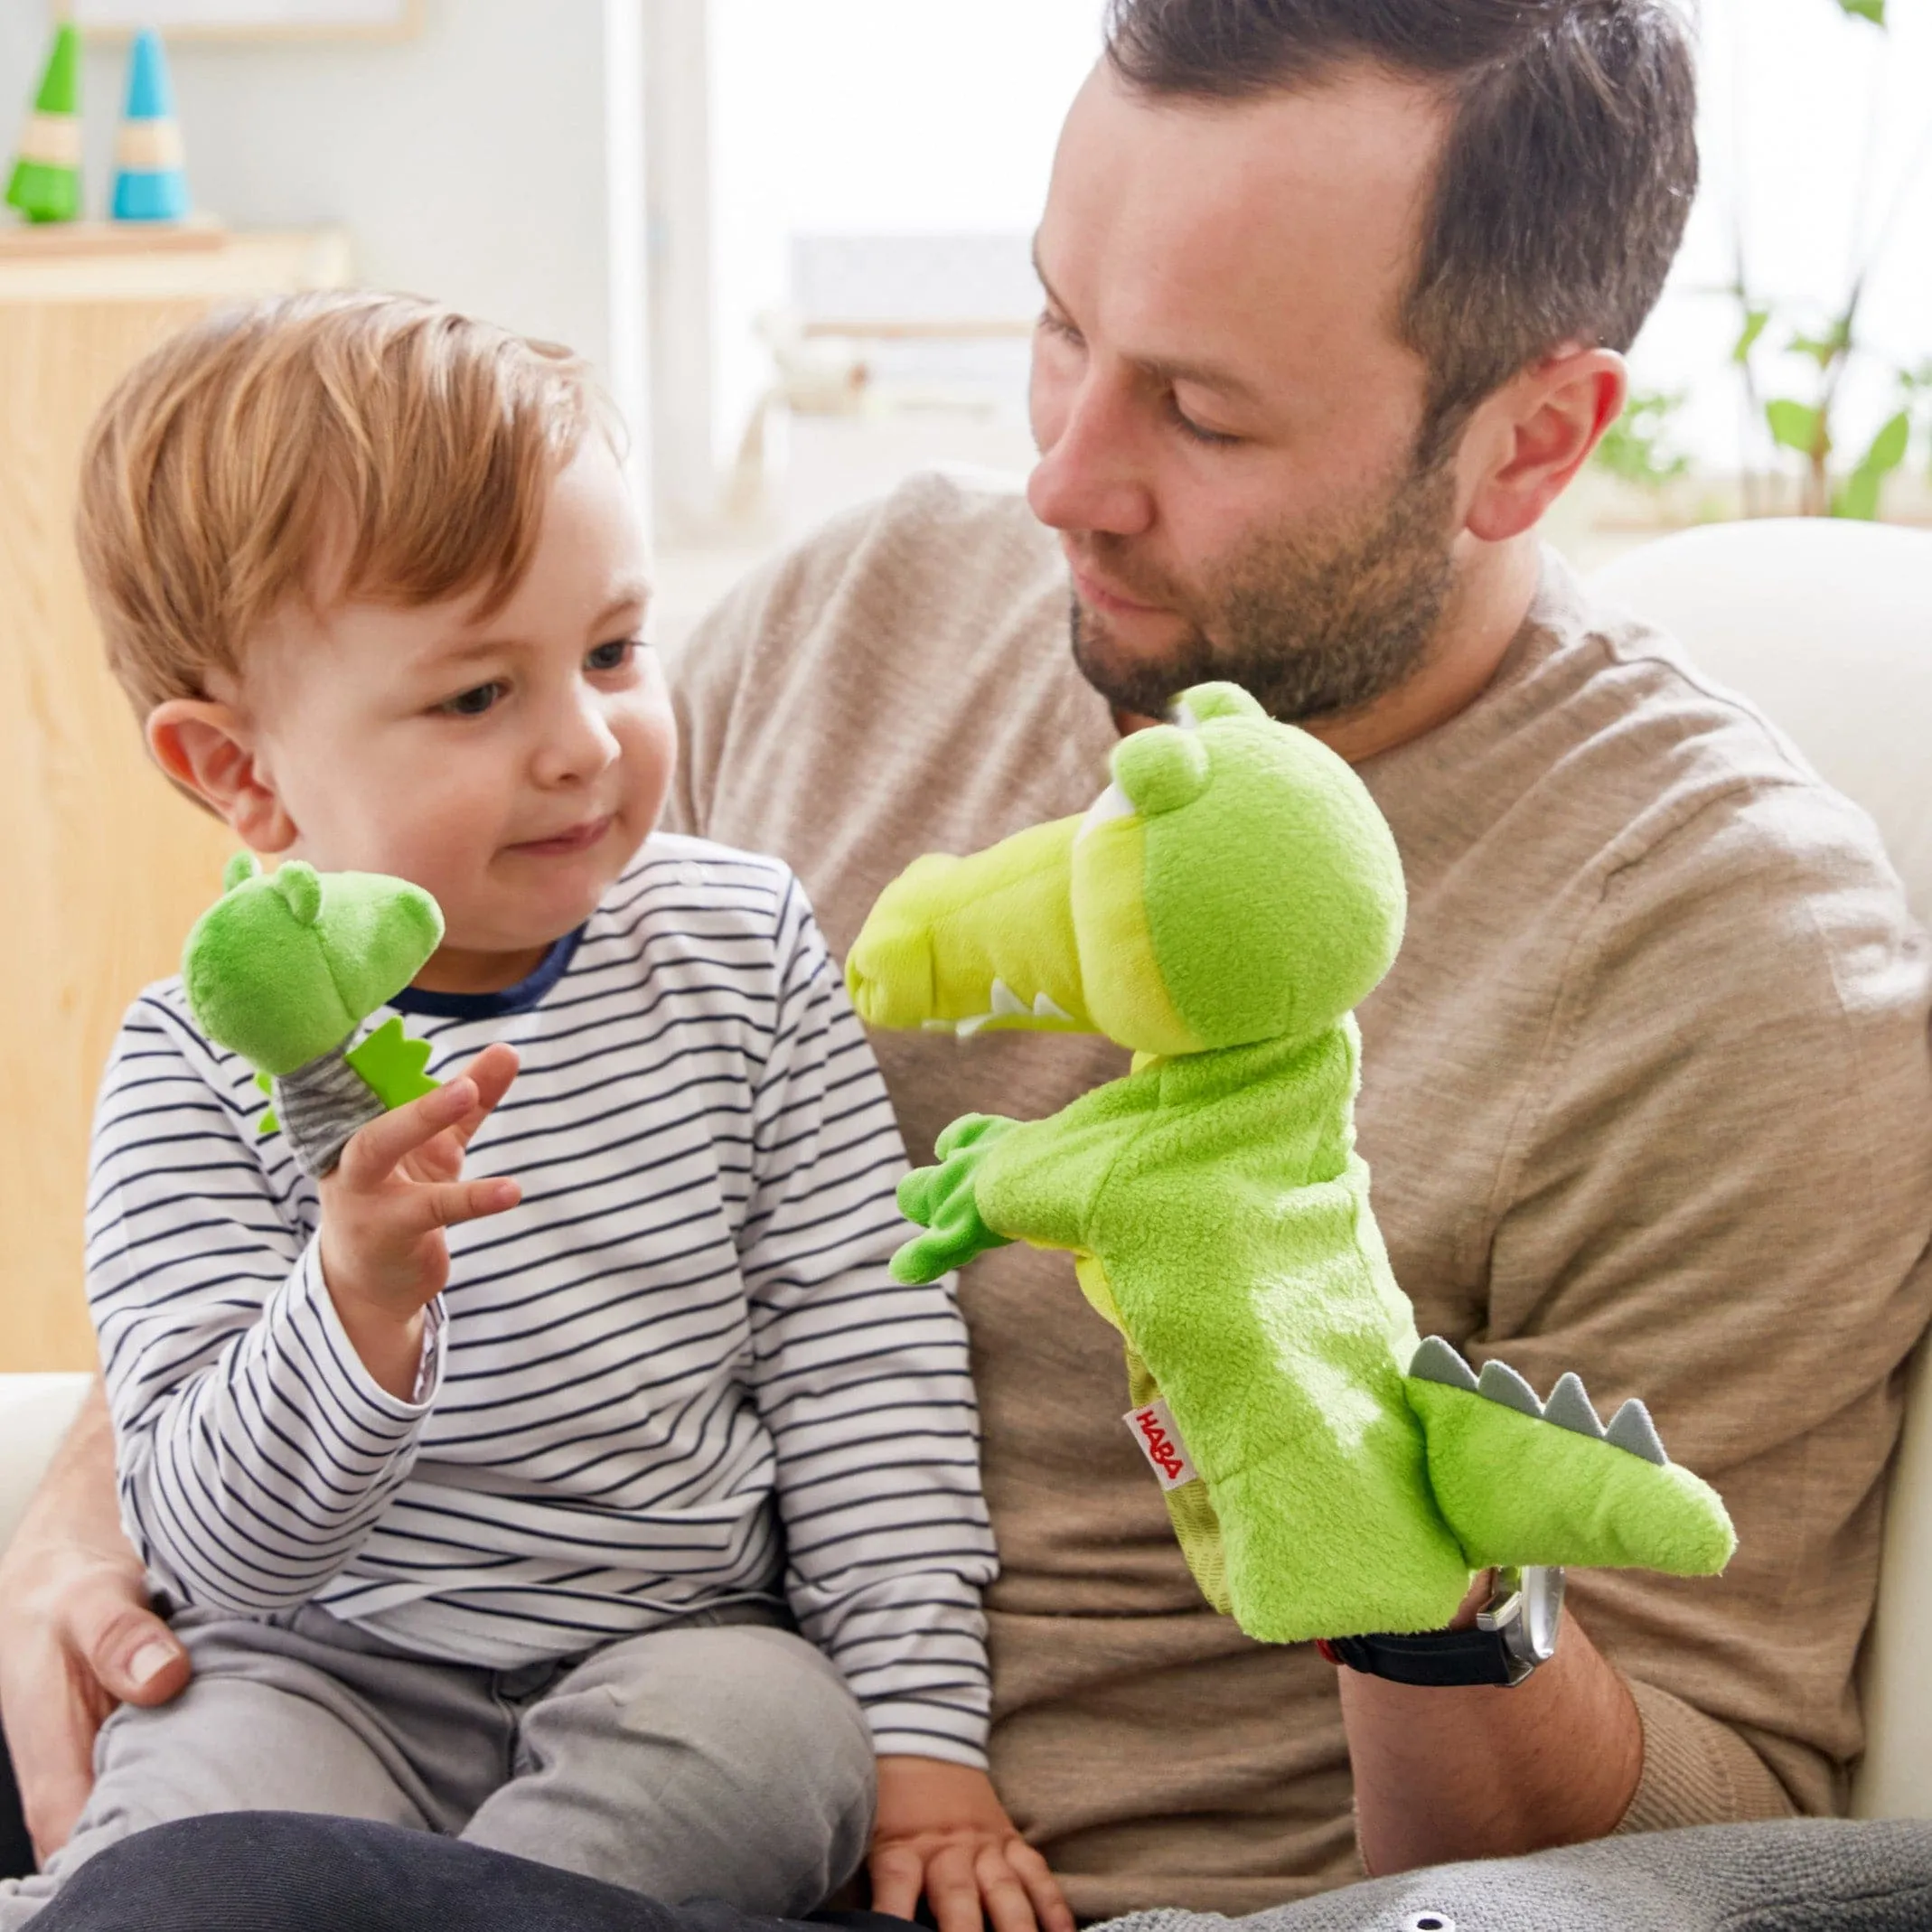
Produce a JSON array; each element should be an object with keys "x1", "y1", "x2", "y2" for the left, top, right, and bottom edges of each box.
[{"x1": 664, "y1": 472, "x2": 1932, "y2": 1919}]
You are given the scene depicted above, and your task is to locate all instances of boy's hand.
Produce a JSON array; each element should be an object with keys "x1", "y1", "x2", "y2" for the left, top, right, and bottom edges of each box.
[
  {"x1": 318, "y1": 1042, "x2": 521, "y2": 1398},
  {"x1": 868, "y1": 1756, "x2": 1073, "y2": 1932}
]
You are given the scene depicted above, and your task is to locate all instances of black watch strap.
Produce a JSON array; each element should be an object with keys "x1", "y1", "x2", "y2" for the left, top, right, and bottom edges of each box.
[{"x1": 1318, "y1": 1627, "x2": 1522, "y2": 1688}]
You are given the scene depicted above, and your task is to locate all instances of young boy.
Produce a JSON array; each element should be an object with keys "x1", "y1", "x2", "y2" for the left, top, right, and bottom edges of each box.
[{"x1": 2, "y1": 292, "x2": 1066, "y2": 1932}]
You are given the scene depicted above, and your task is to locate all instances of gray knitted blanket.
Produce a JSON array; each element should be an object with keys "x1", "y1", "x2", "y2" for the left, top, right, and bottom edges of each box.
[{"x1": 1095, "y1": 1820, "x2": 1932, "y2": 1932}]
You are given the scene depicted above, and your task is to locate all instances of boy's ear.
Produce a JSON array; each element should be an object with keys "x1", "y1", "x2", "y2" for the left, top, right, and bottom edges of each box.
[{"x1": 145, "y1": 699, "x2": 297, "y2": 853}]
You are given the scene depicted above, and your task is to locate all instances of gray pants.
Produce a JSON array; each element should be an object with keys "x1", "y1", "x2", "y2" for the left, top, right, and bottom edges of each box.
[{"x1": 0, "y1": 1604, "x2": 875, "y2": 1927}]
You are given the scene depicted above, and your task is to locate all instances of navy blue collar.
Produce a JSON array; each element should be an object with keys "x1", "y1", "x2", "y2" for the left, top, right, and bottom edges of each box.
[{"x1": 392, "y1": 925, "x2": 585, "y2": 1020}]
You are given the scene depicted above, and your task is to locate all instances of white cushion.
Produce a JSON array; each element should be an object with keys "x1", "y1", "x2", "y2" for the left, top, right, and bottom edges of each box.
[
  {"x1": 1591, "y1": 519, "x2": 1932, "y2": 929},
  {"x1": 1591, "y1": 520, "x2": 1932, "y2": 1820}
]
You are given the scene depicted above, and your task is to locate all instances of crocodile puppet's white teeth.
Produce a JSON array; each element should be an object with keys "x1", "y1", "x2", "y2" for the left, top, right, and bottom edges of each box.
[
  {"x1": 1076, "y1": 781, "x2": 1137, "y2": 847},
  {"x1": 945, "y1": 979, "x2": 1076, "y2": 1038}
]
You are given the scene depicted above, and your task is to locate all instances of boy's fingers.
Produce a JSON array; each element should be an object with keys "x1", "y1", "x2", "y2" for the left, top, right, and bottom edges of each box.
[
  {"x1": 453, "y1": 1045, "x2": 520, "y2": 1148},
  {"x1": 338, "y1": 1078, "x2": 478, "y2": 1188},
  {"x1": 403, "y1": 1176, "x2": 521, "y2": 1235},
  {"x1": 865, "y1": 1843, "x2": 926, "y2": 1923},
  {"x1": 975, "y1": 1849, "x2": 1041, "y2": 1932},
  {"x1": 1006, "y1": 1842, "x2": 1071, "y2": 1932},
  {"x1": 925, "y1": 1844, "x2": 986, "y2": 1932}
]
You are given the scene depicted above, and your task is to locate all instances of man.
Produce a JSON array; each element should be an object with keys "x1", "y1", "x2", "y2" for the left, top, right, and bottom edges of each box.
[{"x1": 5, "y1": 1, "x2": 1930, "y2": 1924}]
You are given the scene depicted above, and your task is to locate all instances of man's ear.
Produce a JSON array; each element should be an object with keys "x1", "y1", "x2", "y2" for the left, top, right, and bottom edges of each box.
[
  {"x1": 1461, "y1": 347, "x2": 1626, "y2": 545},
  {"x1": 145, "y1": 699, "x2": 297, "y2": 853}
]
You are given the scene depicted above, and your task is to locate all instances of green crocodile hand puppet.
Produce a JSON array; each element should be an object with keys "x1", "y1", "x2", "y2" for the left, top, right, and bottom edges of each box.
[
  {"x1": 183, "y1": 854, "x2": 445, "y2": 1179},
  {"x1": 847, "y1": 681, "x2": 1736, "y2": 1644}
]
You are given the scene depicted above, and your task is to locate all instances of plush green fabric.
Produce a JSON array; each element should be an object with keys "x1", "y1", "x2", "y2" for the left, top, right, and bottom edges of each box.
[
  {"x1": 1404, "y1": 1372, "x2": 1736, "y2": 1575},
  {"x1": 850, "y1": 681, "x2": 1736, "y2": 1643},
  {"x1": 183, "y1": 856, "x2": 444, "y2": 1077},
  {"x1": 256, "y1": 1018, "x2": 439, "y2": 1138}
]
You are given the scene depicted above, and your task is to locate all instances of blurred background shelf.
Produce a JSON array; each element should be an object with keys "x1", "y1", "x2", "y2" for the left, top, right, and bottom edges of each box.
[{"x1": 0, "y1": 226, "x2": 349, "y2": 1373}]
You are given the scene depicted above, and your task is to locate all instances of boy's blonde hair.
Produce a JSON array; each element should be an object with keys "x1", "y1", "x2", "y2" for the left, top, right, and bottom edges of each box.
[{"x1": 77, "y1": 290, "x2": 604, "y2": 717}]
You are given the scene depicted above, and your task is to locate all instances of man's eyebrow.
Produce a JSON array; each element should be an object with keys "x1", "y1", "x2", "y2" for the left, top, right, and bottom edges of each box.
[
  {"x1": 1031, "y1": 234, "x2": 1262, "y2": 408},
  {"x1": 1031, "y1": 234, "x2": 1055, "y2": 306},
  {"x1": 1138, "y1": 353, "x2": 1264, "y2": 408}
]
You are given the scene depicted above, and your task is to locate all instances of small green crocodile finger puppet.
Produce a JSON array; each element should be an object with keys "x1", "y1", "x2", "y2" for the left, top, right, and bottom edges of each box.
[
  {"x1": 847, "y1": 682, "x2": 1736, "y2": 1645},
  {"x1": 183, "y1": 855, "x2": 445, "y2": 1179}
]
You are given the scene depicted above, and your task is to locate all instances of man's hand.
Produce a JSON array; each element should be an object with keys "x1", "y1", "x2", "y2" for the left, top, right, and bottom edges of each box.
[
  {"x1": 317, "y1": 1043, "x2": 521, "y2": 1398},
  {"x1": 868, "y1": 1756, "x2": 1072, "y2": 1932},
  {"x1": 0, "y1": 1387, "x2": 188, "y2": 1863}
]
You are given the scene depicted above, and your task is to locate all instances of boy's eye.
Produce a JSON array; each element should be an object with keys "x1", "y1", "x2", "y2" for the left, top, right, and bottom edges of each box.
[
  {"x1": 586, "y1": 638, "x2": 639, "y2": 674},
  {"x1": 437, "y1": 681, "x2": 504, "y2": 717}
]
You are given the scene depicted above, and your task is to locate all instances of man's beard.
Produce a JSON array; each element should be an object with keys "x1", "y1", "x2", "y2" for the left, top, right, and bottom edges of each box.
[{"x1": 1068, "y1": 449, "x2": 1461, "y2": 725}]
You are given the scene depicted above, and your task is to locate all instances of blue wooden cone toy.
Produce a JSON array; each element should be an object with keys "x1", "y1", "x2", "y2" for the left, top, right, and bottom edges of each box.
[{"x1": 111, "y1": 30, "x2": 190, "y2": 222}]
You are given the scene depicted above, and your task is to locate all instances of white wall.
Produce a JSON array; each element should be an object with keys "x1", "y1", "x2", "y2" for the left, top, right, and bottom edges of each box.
[
  {"x1": 1, "y1": 0, "x2": 649, "y2": 496},
  {"x1": 708, "y1": 0, "x2": 1104, "y2": 473},
  {"x1": 1636, "y1": 0, "x2": 1932, "y2": 475},
  {"x1": 701, "y1": 0, "x2": 1931, "y2": 481}
]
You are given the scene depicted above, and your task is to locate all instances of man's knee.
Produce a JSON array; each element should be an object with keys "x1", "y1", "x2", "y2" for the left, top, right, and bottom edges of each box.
[{"x1": 33, "y1": 1815, "x2": 687, "y2": 1932}]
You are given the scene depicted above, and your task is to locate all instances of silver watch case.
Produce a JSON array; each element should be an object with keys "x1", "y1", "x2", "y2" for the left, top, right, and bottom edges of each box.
[{"x1": 1477, "y1": 1565, "x2": 1566, "y2": 1684}]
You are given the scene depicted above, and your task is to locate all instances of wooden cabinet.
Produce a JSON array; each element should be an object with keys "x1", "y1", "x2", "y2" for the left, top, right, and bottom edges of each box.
[{"x1": 0, "y1": 228, "x2": 350, "y2": 1372}]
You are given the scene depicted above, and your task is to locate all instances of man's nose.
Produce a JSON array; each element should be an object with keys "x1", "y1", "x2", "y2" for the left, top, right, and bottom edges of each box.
[
  {"x1": 1027, "y1": 369, "x2": 1156, "y2": 539},
  {"x1": 533, "y1": 689, "x2": 621, "y2": 787}
]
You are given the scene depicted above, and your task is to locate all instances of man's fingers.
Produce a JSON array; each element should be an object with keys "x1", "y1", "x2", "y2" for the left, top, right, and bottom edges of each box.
[
  {"x1": 925, "y1": 1843, "x2": 986, "y2": 1932},
  {"x1": 866, "y1": 1842, "x2": 927, "y2": 1922},
  {"x1": 83, "y1": 1597, "x2": 189, "y2": 1709},
  {"x1": 19, "y1": 1733, "x2": 94, "y2": 1866},
  {"x1": 2, "y1": 1654, "x2": 99, "y2": 1860},
  {"x1": 1005, "y1": 1840, "x2": 1073, "y2": 1932},
  {"x1": 5, "y1": 1589, "x2": 186, "y2": 1862},
  {"x1": 337, "y1": 1078, "x2": 479, "y2": 1189}
]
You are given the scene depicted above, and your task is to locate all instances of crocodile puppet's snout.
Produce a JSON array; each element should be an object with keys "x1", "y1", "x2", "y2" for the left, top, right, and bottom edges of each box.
[{"x1": 845, "y1": 819, "x2": 1095, "y2": 1039}]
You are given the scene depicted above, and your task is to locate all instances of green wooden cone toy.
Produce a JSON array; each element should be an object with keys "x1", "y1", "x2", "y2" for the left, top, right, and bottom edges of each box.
[{"x1": 6, "y1": 23, "x2": 83, "y2": 225}]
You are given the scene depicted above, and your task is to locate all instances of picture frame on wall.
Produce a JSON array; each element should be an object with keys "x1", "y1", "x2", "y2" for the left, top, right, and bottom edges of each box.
[{"x1": 61, "y1": 0, "x2": 423, "y2": 41}]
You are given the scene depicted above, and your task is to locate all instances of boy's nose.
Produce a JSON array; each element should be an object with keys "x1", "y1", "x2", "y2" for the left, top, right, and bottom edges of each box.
[{"x1": 533, "y1": 693, "x2": 622, "y2": 787}]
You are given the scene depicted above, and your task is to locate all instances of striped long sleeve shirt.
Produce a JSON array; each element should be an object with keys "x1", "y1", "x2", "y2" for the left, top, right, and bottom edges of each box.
[{"x1": 86, "y1": 837, "x2": 997, "y2": 1766}]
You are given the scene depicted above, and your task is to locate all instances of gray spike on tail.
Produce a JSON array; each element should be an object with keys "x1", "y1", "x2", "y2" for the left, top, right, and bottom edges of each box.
[
  {"x1": 1477, "y1": 1359, "x2": 1543, "y2": 1420},
  {"x1": 1605, "y1": 1399, "x2": 1669, "y2": 1467},
  {"x1": 1410, "y1": 1336, "x2": 1479, "y2": 1393},
  {"x1": 1544, "y1": 1372, "x2": 1606, "y2": 1440}
]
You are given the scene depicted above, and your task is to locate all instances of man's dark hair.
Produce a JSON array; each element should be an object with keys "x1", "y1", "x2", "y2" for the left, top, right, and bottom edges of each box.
[{"x1": 1103, "y1": 0, "x2": 1698, "y2": 457}]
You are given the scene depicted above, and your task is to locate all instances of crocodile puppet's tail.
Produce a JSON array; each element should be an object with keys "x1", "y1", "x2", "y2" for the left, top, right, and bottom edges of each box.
[{"x1": 1403, "y1": 1337, "x2": 1736, "y2": 1577}]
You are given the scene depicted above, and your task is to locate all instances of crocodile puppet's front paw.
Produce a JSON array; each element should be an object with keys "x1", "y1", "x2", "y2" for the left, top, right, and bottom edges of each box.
[{"x1": 890, "y1": 1113, "x2": 1020, "y2": 1284}]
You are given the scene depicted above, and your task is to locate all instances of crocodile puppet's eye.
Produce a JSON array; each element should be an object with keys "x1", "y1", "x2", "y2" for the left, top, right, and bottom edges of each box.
[{"x1": 1111, "y1": 725, "x2": 1212, "y2": 818}]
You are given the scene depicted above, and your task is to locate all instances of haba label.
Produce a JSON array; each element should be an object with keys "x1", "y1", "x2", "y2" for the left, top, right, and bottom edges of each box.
[{"x1": 1124, "y1": 1398, "x2": 1199, "y2": 1492}]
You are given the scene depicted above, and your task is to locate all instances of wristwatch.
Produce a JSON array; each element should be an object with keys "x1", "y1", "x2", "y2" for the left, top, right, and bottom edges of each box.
[{"x1": 1318, "y1": 1567, "x2": 1565, "y2": 1688}]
